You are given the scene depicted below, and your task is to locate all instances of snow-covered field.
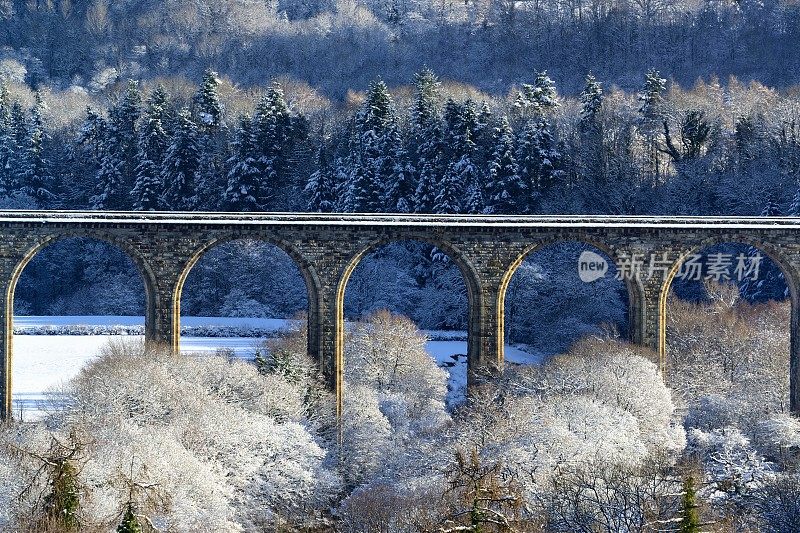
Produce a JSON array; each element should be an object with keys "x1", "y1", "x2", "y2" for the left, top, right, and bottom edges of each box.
[{"x1": 11, "y1": 316, "x2": 541, "y2": 419}]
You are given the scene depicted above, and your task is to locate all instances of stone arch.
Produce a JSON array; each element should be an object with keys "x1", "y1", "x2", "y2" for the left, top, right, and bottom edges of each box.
[
  {"x1": 657, "y1": 237, "x2": 800, "y2": 412},
  {"x1": 498, "y1": 236, "x2": 643, "y2": 361},
  {"x1": 335, "y1": 235, "x2": 481, "y2": 413},
  {"x1": 174, "y1": 234, "x2": 323, "y2": 361},
  {"x1": 4, "y1": 231, "x2": 157, "y2": 416}
]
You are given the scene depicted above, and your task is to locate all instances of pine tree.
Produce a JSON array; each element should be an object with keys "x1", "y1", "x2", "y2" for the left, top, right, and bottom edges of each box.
[
  {"x1": 789, "y1": 188, "x2": 800, "y2": 216},
  {"x1": 117, "y1": 503, "x2": 143, "y2": 533},
  {"x1": 638, "y1": 69, "x2": 667, "y2": 121},
  {"x1": 114, "y1": 80, "x2": 142, "y2": 186},
  {"x1": 0, "y1": 84, "x2": 12, "y2": 197},
  {"x1": 485, "y1": 117, "x2": 525, "y2": 214},
  {"x1": 514, "y1": 71, "x2": 559, "y2": 119},
  {"x1": 411, "y1": 69, "x2": 442, "y2": 212},
  {"x1": 348, "y1": 79, "x2": 401, "y2": 212},
  {"x1": 411, "y1": 68, "x2": 441, "y2": 156},
  {"x1": 517, "y1": 119, "x2": 562, "y2": 212},
  {"x1": 250, "y1": 83, "x2": 294, "y2": 210},
  {"x1": 17, "y1": 92, "x2": 54, "y2": 205},
  {"x1": 414, "y1": 165, "x2": 437, "y2": 213},
  {"x1": 580, "y1": 74, "x2": 603, "y2": 126},
  {"x1": 578, "y1": 74, "x2": 605, "y2": 187},
  {"x1": 131, "y1": 86, "x2": 169, "y2": 211},
  {"x1": 344, "y1": 160, "x2": 383, "y2": 212},
  {"x1": 223, "y1": 116, "x2": 266, "y2": 211},
  {"x1": 383, "y1": 124, "x2": 414, "y2": 212},
  {"x1": 679, "y1": 476, "x2": 701, "y2": 533},
  {"x1": 464, "y1": 180, "x2": 485, "y2": 214},
  {"x1": 161, "y1": 108, "x2": 200, "y2": 210},
  {"x1": 43, "y1": 458, "x2": 81, "y2": 532},
  {"x1": 434, "y1": 160, "x2": 464, "y2": 214},
  {"x1": 194, "y1": 69, "x2": 223, "y2": 130},
  {"x1": 306, "y1": 139, "x2": 338, "y2": 212},
  {"x1": 193, "y1": 70, "x2": 226, "y2": 209},
  {"x1": 92, "y1": 81, "x2": 141, "y2": 209},
  {"x1": 638, "y1": 69, "x2": 667, "y2": 184},
  {"x1": 7, "y1": 101, "x2": 28, "y2": 194}
]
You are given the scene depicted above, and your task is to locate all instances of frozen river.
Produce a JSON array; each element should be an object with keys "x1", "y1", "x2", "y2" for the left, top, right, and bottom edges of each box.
[{"x1": 11, "y1": 316, "x2": 541, "y2": 419}]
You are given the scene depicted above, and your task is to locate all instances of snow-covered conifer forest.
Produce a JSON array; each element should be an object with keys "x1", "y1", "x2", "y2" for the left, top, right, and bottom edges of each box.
[{"x1": 1, "y1": 0, "x2": 800, "y2": 530}]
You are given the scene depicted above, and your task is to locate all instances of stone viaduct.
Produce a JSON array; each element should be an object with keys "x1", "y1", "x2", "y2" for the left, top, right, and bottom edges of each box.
[{"x1": 1, "y1": 211, "x2": 799, "y2": 419}]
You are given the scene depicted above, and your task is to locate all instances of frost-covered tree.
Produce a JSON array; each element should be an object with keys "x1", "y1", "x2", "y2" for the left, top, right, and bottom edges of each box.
[
  {"x1": 9, "y1": 340, "x2": 344, "y2": 531},
  {"x1": 15, "y1": 92, "x2": 53, "y2": 205},
  {"x1": 514, "y1": 70, "x2": 559, "y2": 119},
  {"x1": 411, "y1": 69, "x2": 442, "y2": 213},
  {"x1": 131, "y1": 86, "x2": 169, "y2": 211},
  {"x1": 250, "y1": 83, "x2": 294, "y2": 210},
  {"x1": 305, "y1": 140, "x2": 337, "y2": 212},
  {"x1": 638, "y1": 69, "x2": 667, "y2": 183},
  {"x1": 193, "y1": 69, "x2": 226, "y2": 209},
  {"x1": 344, "y1": 159, "x2": 382, "y2": 212},
  {"x1": 193, "y1": 69, "x2": 223, "y2": 130},
  {"x1": 92, "y1": 81, "x2": 141, "y2": 209},
  {"x1": 484, "y1": 116, "x2": 524, "y2": 214},
  {"x1": 579, "y1": 74, "x2": 605, "y2": 185},
  {"x1": 160, "y1": 108, "x2": 200, "y2": 210},
  {"x1": 516, "y1": 118, "x2": 562, "y2": 212},
  {"x1": 346, "y1": 79, "x2": 402, "y2": 212},
  {"x1": 223, "y1": 116, "x2": 266, "y2": 211}
]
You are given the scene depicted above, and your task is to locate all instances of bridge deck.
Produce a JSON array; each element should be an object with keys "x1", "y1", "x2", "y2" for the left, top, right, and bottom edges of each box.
[{"x1": 0, "y1": 210, "x2": 798, "y2": 229}]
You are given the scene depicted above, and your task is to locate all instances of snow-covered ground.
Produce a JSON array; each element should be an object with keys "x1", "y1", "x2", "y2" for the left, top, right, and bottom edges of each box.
[{"x1": 11, "y1": 316, "x2": 541, "y2": 419}]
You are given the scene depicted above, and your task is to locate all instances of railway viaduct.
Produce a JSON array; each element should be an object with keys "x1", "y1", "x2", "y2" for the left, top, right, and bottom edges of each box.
[{"x1": 1, "y1": 211, "x2": 799, "y2": 419}]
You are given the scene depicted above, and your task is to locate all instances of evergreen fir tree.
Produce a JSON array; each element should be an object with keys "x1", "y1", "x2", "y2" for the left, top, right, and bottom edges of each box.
[
  {"x1": 638, "y1": 69, "x2": 667, "y2": 184},
  {"x1": 194, "y1": 69, "x2": 223, "y2": 130},
  {"x1": 250, "y1": 83, "x2": 294, "y2": 210},
  {"x1": 78, "y1": 107, "x2": 108, "y2": 165},
  {"x1": 382, "y1": 124, "x2": 414, "y2": 212},
  {"x1": 578, "y1": 74, "x2": 605, "y2": 188},
  {"x1": 348, "y1": 79, "x2": 402, "y2": 212},
  {"x1": 434, "y1": 160, "x2": 464, "y2": 214},
  {"x1": 638, "y1": 69, "x2": 667, "y2": 121},
  {"x1": 161, "y1": 108, "x2": 200, "y2": 210},
  {"x1": 91, "y1": 132, "x2": 125, "y2": 209},
  {"x1": 514, "y1": 71, "x2": 559, "y2": 118},
  {"x1": 516, "y1": 119, "x2": 563, "y2": 212},
  {"x1": 193, "y1": 70, "x2": 226, "y2": 209},
  {"x1": 0, "y1": 86, "x2": 12, "y2": 197},
  {"x1": 305, "y1": 139, "x2": 338, "y2": 212},
  {"x1": 17, "y1": 92, "x2": 54, "y2": 205},
  {"x1": 131, "y1": 86, "x2": 169, "y2": 211},
  {"x1": 789, "y1": 188, "x2": 800, "y2": 216},
  {"x1": 580, "y1": 74, "x2": 603, "y2": 130},
  {"x1": 761, "y1": 196, "x2": 782, "y2": 217},
  {"x1": 43, "y1": 458, "x2": 81, "y2": 532},
  {"x1": 414, "y1": 164, "x2": 437, "y2": 213},
  {"x1": 223, "y1": 116, "x2": 266, "y2": 211},
  {"x1": 7, "y1": 101, "x2": 28, "y2": 194},
  {"x1": 114, "y1": 80, "x2": 142, "y2": 187},
  {"x1": 117, "y1": 503, "x2": 143, "y2": 533},
  {"x1": 485, "y1": 117, "x2": 525, "y2": 214},
  {"x1": 92, "y1": 81, "x2": 141, "y2": 209},
  {"x1": 464, "y1": 180, "x2": 485, "y2": 214},
  {"x1": 344, "y1": 160, "x2": 383, "y2": 212},
  {"x1": 411, "y1": 69, "x2": 442, "y2": 211}
]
